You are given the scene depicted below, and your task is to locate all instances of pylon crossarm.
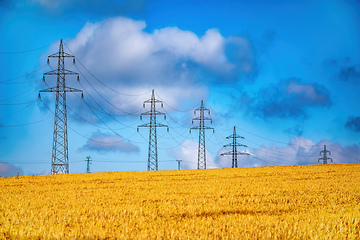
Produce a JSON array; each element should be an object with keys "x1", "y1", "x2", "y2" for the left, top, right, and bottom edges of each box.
[
  {"x1": 138, "y1": 123, "x2": 150, "y2": 128},
  {"x1": 192, "y1": 117, "x2": 212, "y2": 121},
  {"x1": 221, "y1": 152, "x2": 232, "y2": 156},
  {"x1": 143, "y1": 99, "x2": 163, "y2": 104},
  {"x1": 40, "y1": 87, "x2": 82, "y2": 93},
  {"x1": 194, "y1": 107, "x2": 210, "y2": 111},
  {"x1": 48, "y1": 52, "x2": 74, "y2": 58},
  {"x1": 223, "y1": 143, "x2": 246, "y2": 148},
  {"x1": 141, "y1": 111, "x2": 165, "y2": 116},
  {"x1": 237, "y1": 152, "x2": 250, "y2": 156},
  {"x1": 44, "y1": 69, "x2": 79, "y2": 76},
  {"x1": 226, "y1": 135, "x2": 245, "y2": 139}
]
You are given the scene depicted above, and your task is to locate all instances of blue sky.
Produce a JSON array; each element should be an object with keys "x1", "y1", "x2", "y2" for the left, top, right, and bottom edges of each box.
[{"x1": 1, "y1": 0, "x2": 360, "y2": 176}]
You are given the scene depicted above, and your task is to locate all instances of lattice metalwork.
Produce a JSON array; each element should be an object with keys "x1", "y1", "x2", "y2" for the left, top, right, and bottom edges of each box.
[
  {"x1": 138, "y1": 90, "x2": 168, "y2": 171},
  {"x1": 39, "y1": 39, "x2": 82, "y2": 174},
  {"x1": 190, "y1": 100, "x2": 213, "y2": 169}
]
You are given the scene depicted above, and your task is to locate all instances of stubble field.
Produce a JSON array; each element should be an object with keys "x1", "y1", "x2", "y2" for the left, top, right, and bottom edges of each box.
[{"x1": 0, "y1": 163, "x2": 359, "y2": 239}]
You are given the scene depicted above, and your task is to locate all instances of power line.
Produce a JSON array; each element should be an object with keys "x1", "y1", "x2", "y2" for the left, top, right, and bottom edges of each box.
[
  {"x1": 155, "y1": 92, "x2": 198, "y2": 112},
  {"x1": 0, "y1": 116, "x2": 52, "y2": 127},
  {"x1": 0, "y1": 99, "x2": 38, "y2": 106},
  {"x1": 40, "y1": 98, "x2": 143, "y2": 144},
  {"x1": 0, "y1": 66, "x2": 47, "y2": 83},
  {"x1": 0, "y1": 100, "x2": 38, "y2": 120},
  {"x1": 74, "y1": 64, "x2": 145, "y2": 116},
  {"x1": 0, "y1": 83, "x2": 41, "y2": 102},
  {"x1": 0, "y1": 42, "x2": 55, "y2": 54},
  {"x1": 329, "y1": 147, "x2": 360, "y2": 162},
  {"x1": 63, "y1": 42, "x2": 152, "y2": 97}
]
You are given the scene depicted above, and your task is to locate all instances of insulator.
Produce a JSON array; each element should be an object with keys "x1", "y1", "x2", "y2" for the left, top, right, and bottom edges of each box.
[
  {"x1": 140, "y1": 116, "x2": 142, "y2": 120},
  {"x1": 42, "y1": 76, "x2": 45, "y2": 82},
  {"x1": 38, "y1": 93, "x2": 41, "y2": 100},
  {"x1": 73, "y1": 58, "x2": 76, "y2": 65},
  {"x1": 161, "y1": 103, "x2": 163, "y2": 108},
  {"x1": 143, "y1": 103, "x2": 145, "y2": 108},
  {"x1": 167, "y1": 128, "x2": 169, "y2": 132},
  {"x1": 81, "y1": 93, "x2": 84, "y2": 99},
  {"x1": 137, "y1": 128, "x2": 139, "y2": 132},
  {"x1": 213, "y1": 129, "x2": 215, "y2": 133},
  {"x1": 77, "y1": 75, "x2": 80, "y2": 82},
  {"x1": 47, "y1": 58, "x2": 50, "y2": 65},
  {"x1": 164, "y1": 115, "x2": 166, "y2": 120},
  {"x1": 189, "y1": 129, "x2": 191, "y2": 133}
]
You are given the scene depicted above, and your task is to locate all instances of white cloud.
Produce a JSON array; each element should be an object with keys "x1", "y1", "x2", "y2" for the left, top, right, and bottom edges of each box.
[
  {"x1": 169, "y1": 139, "x2": 218, "y2": 169},
  {"x1": 56, "y1": 16, "x2": 255, "y2": 116}
]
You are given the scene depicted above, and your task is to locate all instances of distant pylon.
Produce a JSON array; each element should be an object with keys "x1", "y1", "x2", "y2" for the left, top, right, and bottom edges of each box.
[
  {"x1": 176, "y1": 159, "x2": 182, "y2": 170},
  {"x1": 85, "y1": 156, "x2": 92, "y2": 173},
  {"x1": 221, "y1": 126, "x2": 249, "y2": 168},
  {"x1": 138, "y1": 89, "x2": 169, "y2": 171},
  {"x1": 190, "y1": 100, "x2": 214, "y2": 169},
  {"x1": 318, "y1": 145, "x2": 332, "y2": 164},
  {"x1": 39, "y1": 39, "x2": 83, "y2": 174}
]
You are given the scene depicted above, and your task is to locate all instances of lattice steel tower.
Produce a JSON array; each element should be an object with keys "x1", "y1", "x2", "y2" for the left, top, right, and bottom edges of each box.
[
  {"x1": 138, "y1": 89, "x2": 168, "y2": 171},
  {"x1": 39, "y1": 39, "x2": 82, "y2": 174},
  {"x1": 221, "y1": 126, "x2": 249, "y2": 168},
  {"x1": 85, "y1": 156, "x2": 92, "y2": 173},
  {"x1": 318, "y1": 144, "x2": 332, "y2": 164},
  {"x1": 190, "y1": 100, "x2": 213, "y2": 169}
]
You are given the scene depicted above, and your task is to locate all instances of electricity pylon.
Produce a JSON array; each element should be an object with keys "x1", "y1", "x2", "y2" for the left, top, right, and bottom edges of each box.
[
  {"x1": 176, "y1": 159, "x2": 182, "y2": 170},
  {"x1": 39, "y1": 39, "x2": 82, "y2": 174},
  {"x1": 319, "y1": 145, "x2": 332, "y2": 164},
  {"x1": 85, "y1": 156, "x2": 92, "y2": 173},
  {"x1": 221, "y1": 126, "x2": 249, "y2": 168},
  {"x1": 190, "y1": 100, "x2": 213, "y2": 169},
  {"x1": 138, "y1": 89, "x2": 168, "y2": 171}
]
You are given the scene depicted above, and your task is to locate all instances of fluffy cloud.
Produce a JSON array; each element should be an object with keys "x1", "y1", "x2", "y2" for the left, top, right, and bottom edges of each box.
[
  {"x1": 51, "y1": 17, "x2": 256, "y2": 116},
  {"x1": 0, "y1": 162, "x2": 23, "y2": 177},
  {"x1": 345, "y1": 116, "x2": 360, "y2": 132},
  {"x1": 80, "y1": 131, "x2": 139, "y2": 153},
  {"x1": 67, "y1": 17, "x2": 254, "y2": 85},
  {"x1": 240, "y1": 78, "x2": 332, "y2": 119}
]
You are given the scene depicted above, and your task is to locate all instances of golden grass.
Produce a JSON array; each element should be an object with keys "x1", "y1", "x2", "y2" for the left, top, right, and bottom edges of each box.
[{"x1": 1, "y1": 164, "x2": 359, "y2": 239}]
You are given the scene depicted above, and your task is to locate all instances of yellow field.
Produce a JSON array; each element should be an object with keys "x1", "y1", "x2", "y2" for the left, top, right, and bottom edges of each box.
[{"x1": 1, "y1": 164, "x2": 359, "y2": 239}]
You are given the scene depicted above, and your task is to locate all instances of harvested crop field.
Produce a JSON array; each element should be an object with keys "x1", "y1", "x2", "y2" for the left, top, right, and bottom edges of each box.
[{"x1": 1, "y1": 164, "x2": 359, "y2": 239}]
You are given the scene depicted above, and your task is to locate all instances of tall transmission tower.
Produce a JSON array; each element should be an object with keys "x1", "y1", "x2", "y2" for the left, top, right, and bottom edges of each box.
[
  {"x1": 39, "y1": 39, "x2": 82, "y2": 174},
  {"x1": 190, "y1": 100, "x2": 213, "y2": 169},
  {"x1": 85, "y1": 156, "x2": 92, "y2": 173},
  {"x1": 138, "y1": 89, "x2": 168, "y2": 171},
  {"x1": 319, "y1": 145, "x2": 332, "y2": 164},
  {"x1": 221, "y1": 126, "x2": 249, "y2": 168}
]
